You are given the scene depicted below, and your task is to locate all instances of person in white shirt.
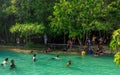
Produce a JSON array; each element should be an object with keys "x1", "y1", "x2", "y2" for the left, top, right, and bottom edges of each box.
[
  {"x1": 33, "y1": 54, "x2": 36, "y2": 62},
  {"x1": 52, "y1": 55, "x2": 60, "y2": 60},
  {"x1": 1, "y1": 58, "x2": 8, "y2": 66},
  {"x1": 55, "y1": 55, "x2": 60, "y2": 59}
]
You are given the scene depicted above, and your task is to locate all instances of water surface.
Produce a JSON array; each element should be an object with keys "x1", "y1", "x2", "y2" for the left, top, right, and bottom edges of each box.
[{"x1": 0, "y1": 50, "x2": 119, "y2": 75}]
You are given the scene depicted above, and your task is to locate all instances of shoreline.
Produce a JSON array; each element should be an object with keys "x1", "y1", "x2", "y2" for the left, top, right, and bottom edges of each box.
[
  {"x1": 0, "y1": 45, "x2": 38, "y2": 53},
  {"x1": 0, "y1": 45, "x2": 81, "y2": 55},
  {"x1": 0, "y1": 45, "x2": 116, "y2": 55}
]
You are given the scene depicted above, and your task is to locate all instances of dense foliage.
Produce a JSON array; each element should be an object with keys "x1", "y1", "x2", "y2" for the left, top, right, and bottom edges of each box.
[
  {"x1": 0, "y1": 0, "x2": 120, "y2": 44},
  {"x1": 110, "y1": 29, "x2": 120, "y2": 50},
  {"x1": 10, "y1": 23, "x2": 45, "y2": 37},
  {"x1": 114, "y1": 52, "x2": 120, "y2": 65},
  {"x1": 110, "y1": 29, "x2": 120, "y2": 65},
  {"x1": 0, "y1": 0, "x2": 57, "y2": 42},
  {"x1": 50, "y1": 0, "x2": 105, "y2": 38},
  {"x1": 50, "y1": 0, "x2": 120, "y2": 44}
]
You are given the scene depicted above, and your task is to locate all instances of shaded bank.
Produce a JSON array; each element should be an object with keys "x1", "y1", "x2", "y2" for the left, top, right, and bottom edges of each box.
[{"x1": 0, "y1": 45, "x2": 117, "y2": 55}]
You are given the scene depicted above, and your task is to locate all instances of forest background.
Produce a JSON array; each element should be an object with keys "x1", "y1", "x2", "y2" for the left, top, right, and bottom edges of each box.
[{"x1": 0, "y1": 0, "x2": 120, "y2": 48}]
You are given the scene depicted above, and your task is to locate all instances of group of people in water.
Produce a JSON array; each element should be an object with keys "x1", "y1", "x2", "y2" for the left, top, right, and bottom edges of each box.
[
  {"x1": 1, "y1": 45, "x2": 103, "y2": 70},
  {"x1": 51, "y1": 54, "x2": 71, "y2": 67},
  {"x1": 32, "y1": 53, "x2": 72, "y2": 67},
  {"x1": 1, "y1": 58, "x2": 16, "y2": 69},
  {"x1": 1, "y1": 40, "x2": 104, "y2": 70}
]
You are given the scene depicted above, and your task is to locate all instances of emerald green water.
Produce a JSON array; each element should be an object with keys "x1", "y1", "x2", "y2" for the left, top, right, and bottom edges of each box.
[{"x1": 0, "y1": 50, "x2": 120, "y2": 75}]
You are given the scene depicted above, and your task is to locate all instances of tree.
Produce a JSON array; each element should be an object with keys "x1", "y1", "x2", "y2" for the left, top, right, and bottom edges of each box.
[
  {"x1": 100, "y1": 0, "x2": 120, "y2": 34},
  {"x1": 110, "y1": 29, "x2": 120, "y2": 65},
  {"x1": 114, "y1": 52, "x2": 120, "y2": 65},
  {"x1": 7, "y1": 0, "x2": 57, "y2": 43},
  {"x1": 10, "y1": 23, "x2": 45, "y2": 42},
  {"x1": 50, "y1": 0, "x2": 108, "y2": 44},
  {"x1": 0, "y1": 0, "x2": 17, "y2": 42}
]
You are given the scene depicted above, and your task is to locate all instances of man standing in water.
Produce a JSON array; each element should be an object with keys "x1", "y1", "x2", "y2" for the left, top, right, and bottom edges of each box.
[{"x1": 33, "y1": 54, "x2": 37, "y2": 62}]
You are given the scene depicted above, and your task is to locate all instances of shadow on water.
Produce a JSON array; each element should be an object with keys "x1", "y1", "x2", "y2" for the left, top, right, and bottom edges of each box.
[
  {"x1": 0, "y1": 65, "x2": 25, "y2": 75},
  {"x1": 0, "y1": 50, "x2": 20, "y2": 57},
  {"x1": 68, "y1": 66, "x2": 82, "y2": 71}
]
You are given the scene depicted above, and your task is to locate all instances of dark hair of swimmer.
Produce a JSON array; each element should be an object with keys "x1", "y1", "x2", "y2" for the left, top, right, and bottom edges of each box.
[
  {"x1": 10, "y1": 59, "x2": 16, "y2": 69},
  {"x1": 56, "y1": 55, "x2": 59, "y2": 57},
  {"x1": 68, "y1": 60, "x2": 71, "y2": 65},
  {"x1": 5, "y1": 58, "x2": 8, "y2": 61},
  {"x1": 34, "y1": 54, "x2": 36, "y2": 57}
]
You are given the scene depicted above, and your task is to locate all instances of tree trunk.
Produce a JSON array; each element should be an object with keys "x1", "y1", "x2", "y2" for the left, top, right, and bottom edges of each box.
[
  {"x1": 63, "y1": 33, "x2": 66, "y2": 44},
  {"x1": 77, "y1": 37, "x2": 81, "y2": 46},
  {"x1": 4, "y1": 24, "x2": 8, "y2": 43}
]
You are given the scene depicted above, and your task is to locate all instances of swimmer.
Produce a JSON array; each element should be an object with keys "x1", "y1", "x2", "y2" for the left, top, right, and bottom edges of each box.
[
  {"x1": 10, "y1": 59, "x2": 16, "y2": 69},
  {"x1": 52, "y1": 55, "x2": 60, "y2": 60},
  {"x1": 66, "y1": 60, "x2": 71, "y2": 67},
  {"x1": 81, "y1": 50, "x2": 86, "y2": 56},
  {"x1": 1, "y1": 58, "x2": 8, "y2": 66},
  {"x1": 94, "y1": 52, "x2": 99, "y2": 57},
  {"x1": 33, "y1": 54, "x2": 36, "y2": 62}
]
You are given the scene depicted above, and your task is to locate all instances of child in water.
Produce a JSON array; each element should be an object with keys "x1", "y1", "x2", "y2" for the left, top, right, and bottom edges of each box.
[
  {"x1": 1, "y1": 58, "x2": 8, "y2": 66},
  {"x1": 66, "y1": 60, "x2": 71, "y2": 67},
  {"x1": 81, "y1": 50, "x2": 86, "y2": 56},
  {"x1": 10, "y1": 59, "x2": 16, "y2": 69}
]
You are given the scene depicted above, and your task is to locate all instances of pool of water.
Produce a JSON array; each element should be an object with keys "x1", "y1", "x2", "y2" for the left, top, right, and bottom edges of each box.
[{"x1": 0, "y1": 50, "x2": 120, "y2": 75}]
